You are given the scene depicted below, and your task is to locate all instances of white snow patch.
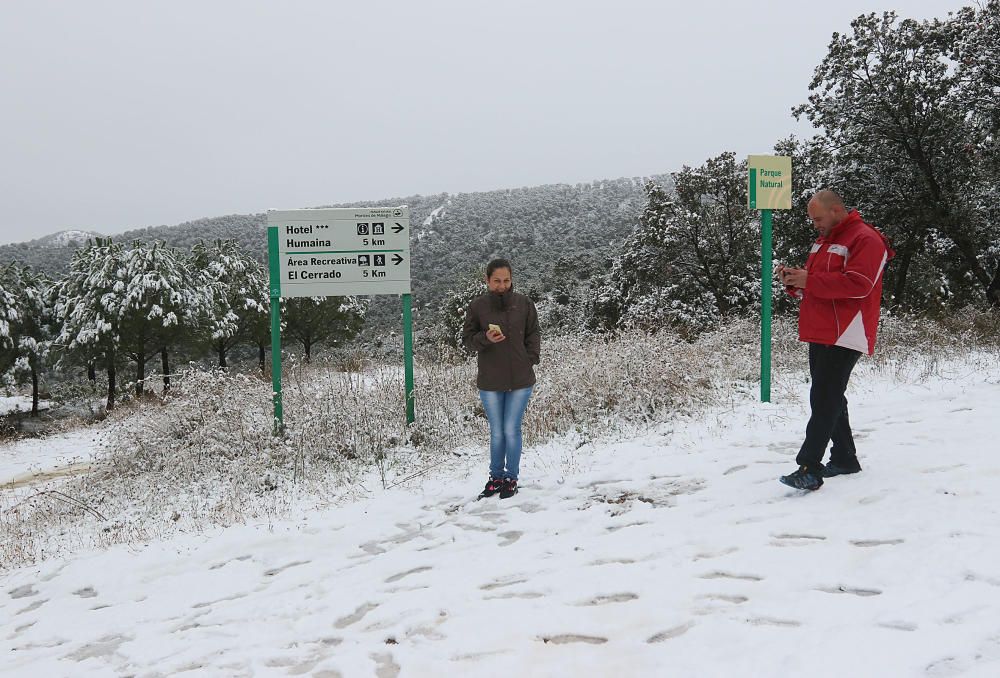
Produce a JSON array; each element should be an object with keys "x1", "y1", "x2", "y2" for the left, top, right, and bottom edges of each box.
[{"x1": 0, "y1": 396, "x2": 49, "y2": 417}]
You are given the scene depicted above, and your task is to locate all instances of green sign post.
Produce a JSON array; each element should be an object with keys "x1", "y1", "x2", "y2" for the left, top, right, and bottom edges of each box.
[
  {"x1": 268, "y1": 227, "x2": 283, "y2": 430},
  {"x1": 748, "y1": 155, "x2": 792, "y2": 403},
  {"x1": 266, "y1": 206, "x2": 414, "y2": 432}
]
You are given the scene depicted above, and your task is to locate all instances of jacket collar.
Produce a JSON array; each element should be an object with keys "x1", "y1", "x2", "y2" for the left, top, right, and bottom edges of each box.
[
  {"x1": 826, "y1": 209, "x2": 862, "y2": 241},
  {"x1": 489, "y1": 288, "x2": 515, "y2": 311}
]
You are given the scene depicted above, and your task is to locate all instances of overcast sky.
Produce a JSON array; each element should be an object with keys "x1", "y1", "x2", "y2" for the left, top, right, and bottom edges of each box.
[{"x1": 0, "y1": 0, "x2": 970, "y2": 244}]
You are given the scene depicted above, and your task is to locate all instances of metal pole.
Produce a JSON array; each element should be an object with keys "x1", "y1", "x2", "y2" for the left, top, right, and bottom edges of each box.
[
  {"x1": 761, "y1": 208, "x2": 773, "y2": 403},
  {"x1": 402, "y1": 293, "x2": 415, "y2": 423},
  {"x1": 268, "y1": 226, "x2": 284, "y2": 432}
]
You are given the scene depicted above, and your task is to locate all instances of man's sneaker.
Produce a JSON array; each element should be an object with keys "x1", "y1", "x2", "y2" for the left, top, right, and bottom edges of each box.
[
  {"x1": 823, "y1": 461, "x2": 862, "y2": 477},
  {"x1": 480, "y1": 477, "x2": 504, "y2": 498},
  {"x1": 499, "y1": 478, "x2": 518, "y2": 499},
  {"x1": 779, "y1": 466, "x2": 823, "y2": 491}
]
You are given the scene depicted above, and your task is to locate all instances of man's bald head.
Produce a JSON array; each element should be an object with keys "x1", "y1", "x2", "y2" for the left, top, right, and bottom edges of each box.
[
  {"x1": 807, "y1": 189, "x2": 849, "y2": 237},
  {"x1": 811, "y1": 189, "x2": 845, "y2": 210}
]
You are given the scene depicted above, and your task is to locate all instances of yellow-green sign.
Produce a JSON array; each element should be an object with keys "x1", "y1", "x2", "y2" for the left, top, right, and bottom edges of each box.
[{"x1": 748, "y1": 155, "x2": 792, "y2": 210}]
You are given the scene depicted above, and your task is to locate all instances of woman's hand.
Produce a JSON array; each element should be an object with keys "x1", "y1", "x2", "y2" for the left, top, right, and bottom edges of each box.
[{"x1": 486, "y1": 328, "x2": 506, "y2": 343}]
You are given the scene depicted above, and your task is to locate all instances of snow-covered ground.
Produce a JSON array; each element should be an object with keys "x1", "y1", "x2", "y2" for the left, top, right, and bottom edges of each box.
[
  {"x1": 2, "y1": 355, "x2": 999, "y2": 677},
  {"x1": 0, "y1": 396, "x2": 49, "y2": 417},
  {"x1": 0, "y1": 429, "x2": 101, "y2": 490}
]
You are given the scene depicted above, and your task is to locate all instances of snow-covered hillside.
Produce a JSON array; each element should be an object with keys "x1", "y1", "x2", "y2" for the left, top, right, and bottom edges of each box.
[
  {"x1": 2, "y1": 353, "x2": 998, "y2": 677},
  {"x1": 31, "y1": 229, "x2": 104, "y2": 247}
]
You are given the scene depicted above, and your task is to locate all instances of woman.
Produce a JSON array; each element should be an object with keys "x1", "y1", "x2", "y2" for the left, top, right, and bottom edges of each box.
[{"x1": 462, "y1": 258, "x2": 541, "y2": 499}]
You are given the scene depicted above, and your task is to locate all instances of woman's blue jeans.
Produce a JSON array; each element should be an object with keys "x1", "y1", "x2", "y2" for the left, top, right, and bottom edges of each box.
[{"x1": 479, "y1": 385, "x2": 533, "y2": 480}]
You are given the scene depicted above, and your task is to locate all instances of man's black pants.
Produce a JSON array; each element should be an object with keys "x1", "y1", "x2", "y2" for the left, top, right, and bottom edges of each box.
[{"x1": 796, "y1": 343, "x2": 862, "y2": 472}]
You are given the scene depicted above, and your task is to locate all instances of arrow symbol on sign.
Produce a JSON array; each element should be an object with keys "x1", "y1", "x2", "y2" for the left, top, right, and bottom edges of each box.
[
  {"x1": 392, "y1": 254, "x2": 404, "y2": 265},
  {"x1": 392, "y1": 223, "x2": 404, "y2": 233}
]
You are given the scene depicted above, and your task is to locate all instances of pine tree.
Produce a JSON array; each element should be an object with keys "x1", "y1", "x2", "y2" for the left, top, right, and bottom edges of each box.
[
  {"x1": 283, "y1": 296, "x2": 365, "y2": 361},
  {"x1": 54, "y1": 238, "x2": 125, "y2": 409},
  {"x1": 191, "y1": 239, "x2": 269, "y2": 367},
  {"x1": 0, "y1": 265, "x2": 53, "y2": 416},
  {"x1": 54, "y1": 238, "x2": 212, "y2": 407},
  {"x1": 114, "y1": 241, "x2": 212, "y2": 395}
]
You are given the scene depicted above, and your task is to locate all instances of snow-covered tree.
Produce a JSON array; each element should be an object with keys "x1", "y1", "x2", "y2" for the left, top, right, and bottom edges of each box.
[
  {"x1": 794, "y1": 10, "x2": 1000, "y2": 306},
  {"x1": 0, "y1": 272, "x2": 19, "y2": 358},
  {"x1": 586, "y1": 181, "x2": 672, "y2": 330},
  {"x1": 0, "y1": 265, "x2": 52, "y2": 416},
  {"x1": 589, "y1": 153, "x2": 760, "y2": 332},
  {"x1": 534, "y1": 288, "x2": 587, "y2": 337},
  {"x1": 952, "y1": 1, "x2": 1000, "y2": 304},
  {"x1": 55, "y1": 239, "x2": 212, "y2": 407},
  {"x1": 117, "y1": 241, "x2": 212, "y2": 394},
  {"x1": 54, "y1": 238, "x2": 125, "y2": 409},
  {"x1": 191, "y1": 239, "x2": 268, "y2": 367},
  {"x1": 434, "y1": 272, "x2": 487, "y2": 348}
]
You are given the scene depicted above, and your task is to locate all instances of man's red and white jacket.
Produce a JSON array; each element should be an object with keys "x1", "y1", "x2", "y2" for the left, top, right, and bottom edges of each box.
[{"x1": 788, "y1": 210, "x2": 894, "y2": 356}]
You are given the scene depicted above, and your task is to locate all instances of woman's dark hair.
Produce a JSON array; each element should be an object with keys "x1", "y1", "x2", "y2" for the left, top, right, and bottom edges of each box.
[{"x1": 486, "y1": 258, "x2": 512, "y2": 278}]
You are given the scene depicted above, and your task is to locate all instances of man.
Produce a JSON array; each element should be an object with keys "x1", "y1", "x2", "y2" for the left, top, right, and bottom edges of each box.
[{"x1": 777, "y1": 190, "x2": 894, "y2": 491}]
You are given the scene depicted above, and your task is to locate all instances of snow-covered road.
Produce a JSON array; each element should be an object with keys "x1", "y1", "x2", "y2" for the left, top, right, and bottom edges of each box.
[{"x1": 0, "y1": 429, "x2": 101, "y2": 490}]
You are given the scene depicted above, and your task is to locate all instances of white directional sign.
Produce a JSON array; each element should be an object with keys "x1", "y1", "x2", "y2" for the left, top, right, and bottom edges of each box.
[{"x1": 267, "y1": 206, "x2": 410, "y2": 297}]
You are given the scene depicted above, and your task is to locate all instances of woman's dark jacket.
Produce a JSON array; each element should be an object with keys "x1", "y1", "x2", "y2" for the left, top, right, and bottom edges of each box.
[{"x1": 462, "y1": 290, "x2": 541, "y2": 391}]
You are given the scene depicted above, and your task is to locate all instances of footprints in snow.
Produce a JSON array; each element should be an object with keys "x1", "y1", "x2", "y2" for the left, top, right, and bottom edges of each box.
[
  {"x1": 647, "y1": 622, "x2": 694, "y2": 643},
  {"x1": 772, "y1": 532, "x2": 826, "y2": 541},
  {"x1": 699, "y1": 571, "x2": 763, "y2": 582},
  {"x1": 769, "y1": 532, "x2": 906, "y2": 549},
  {"x1": 540, "y1": 634, "x2": 607, "y2": 645},
  {"x1": 770, "y1": 532, "x2": 825, "y2": 547},
  {"x1": 208, "y1": 554, "x2": 252, "y2": 570},
  {"x1": 7, "y1": 453, "x2": 954, "y2": 673},
  {"x1": 878, "y1": 620, "x2": 918, "y2": 632},
  {"x1": 477, "y1": 574, "x2": 546, "y2": 599},
  {"x1": 16, "y1": 600, "x2": 46, "y2": 615},
  {"x1": 498, "y1": 531, "x2": 522, "y2": 547},
  {"x1": 576, "y1": 592, "x2": 639, "y2": 606},
  {"x1": 850, "y1": 538, "x2": 904, "y2": 547},
  {"x1": 384, "y1": 566, "x2": 432, "y2": 584},
  {"x1": 371, "y1": 651, "x2": 401, "y2": 678},
  {"x1": 64, "y1": 633, "x2": 131, "y2": 662},
  {"x1": 264, "y1": 560, "x2": 310, "y2": 577},
  {"x1": 9, "y1": 584, "x2": 37, "y2": 599},
  {"x1": 334, "y1": 602, "x2": 380, "y2": 629},
  {"x1": 484, "y1": 591, "x2": 544, "y2": 600},
  {"x1": 694, "y1": 546, "x2": 739, "y2": 561},
  {"x1": 697, "y1": 593, "x2": 749, "y2": 605},
  {"x1": 747, "y1": 617, "x2": 801, "y2": 628},
  {"x1": 479, "y1": 577, "x2": 528, "y2": 591},
  {"x1": 581, "y1": 477, "x2": 706, "y2": 515},
  {"x1": 588, "y1": 557, "x2": 636, "y2": 566},
  {"x1": 605, "y1": 521, "x2": 649, "y2": 533},
  {"x1": 815, "y1": 586, "x2": 882, "y2": 597}
]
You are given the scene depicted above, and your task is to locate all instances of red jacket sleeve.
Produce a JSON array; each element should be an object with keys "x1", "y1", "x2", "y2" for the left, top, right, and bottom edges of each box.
[{"x1": 806, "y1": 231, "x2": 888, "y2": 300}]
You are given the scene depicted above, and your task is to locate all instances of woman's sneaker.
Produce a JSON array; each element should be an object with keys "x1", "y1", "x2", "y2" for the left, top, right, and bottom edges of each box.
[
  {"x1": 499, "y1": 479, "x2": 518, "y2": 499},
  {"x1": 480, "y1": 477, "x2": 504, "y2": 498}
]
